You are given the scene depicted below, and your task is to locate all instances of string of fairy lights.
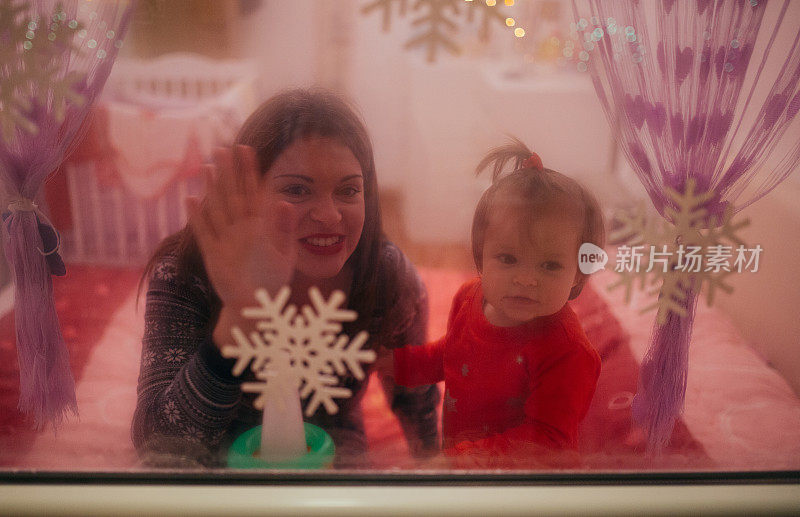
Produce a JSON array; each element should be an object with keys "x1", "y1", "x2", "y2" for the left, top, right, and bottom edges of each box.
[
  {"x1": 464, "y1": 0, "x2": 590, "y2": 72},
  {"x1": 465, "y1": 0, "x2": 528, "y2": 39}
]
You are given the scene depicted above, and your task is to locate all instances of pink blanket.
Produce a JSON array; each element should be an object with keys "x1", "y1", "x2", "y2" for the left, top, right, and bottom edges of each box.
[{"x1": 1, "y1": 266, "x2": 797, "y2": 471}]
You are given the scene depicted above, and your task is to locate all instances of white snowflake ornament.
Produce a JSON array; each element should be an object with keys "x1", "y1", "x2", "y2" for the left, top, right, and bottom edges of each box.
[
  {"x1": 221, "y1": 286, "x2": 376, "y2": 418},
  {"x1": 609, "y1": 179, "x2": 755, "y2": 324}
]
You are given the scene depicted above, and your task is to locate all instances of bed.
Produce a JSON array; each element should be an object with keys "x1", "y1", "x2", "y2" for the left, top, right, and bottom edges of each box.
[
  {"x1": 2, "y1": 53, "x2": 799, "y2": 473},
  {"x1": 1, "y1": 261, "x2": 799, "y2": 471}
]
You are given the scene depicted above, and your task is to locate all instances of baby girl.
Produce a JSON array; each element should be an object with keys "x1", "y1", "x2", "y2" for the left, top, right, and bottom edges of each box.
[{"x1": 395, "y1": 138, "x2": 605, "y2": 467}]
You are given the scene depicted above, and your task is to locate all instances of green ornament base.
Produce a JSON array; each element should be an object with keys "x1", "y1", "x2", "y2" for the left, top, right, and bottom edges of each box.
[{"x1": 227, "y1": 422, "x2": 335, "y2": 469}]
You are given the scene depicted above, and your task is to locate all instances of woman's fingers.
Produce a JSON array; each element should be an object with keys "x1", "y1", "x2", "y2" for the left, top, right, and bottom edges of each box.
[
  {"x1": 213, "y1": 147, "x2": 238, "y2": 221},
  {"x1": 186, "y1": 196, "x2": 214, "y2": 250},
  {"x1": 237, "y1": 145, "x2": 260, "y2": 203},
  {"x1": 202, "y1": 163, "x2": 215, "y2": 200},
  {"x1": 269, "y1": 200, "x2": 300, "y2": 260},
  {"x1": 202, "y1": 164, "x2": 227, "y2": 227},
  {"x1": 230, "y1": 145, "x2": 258, "y2": 218},
  {"x1": 201, "y1": 146, "x2": 265, "y2": 232},
  {"x1": 192, "y1": 145, "x2": 297, "y2": 299},
  {"x1": 214, "y1": 145, "x2": 265, "y2": 220},
  {"x1": 254, "y1": 200, "x2": 299, "y2": 293}
]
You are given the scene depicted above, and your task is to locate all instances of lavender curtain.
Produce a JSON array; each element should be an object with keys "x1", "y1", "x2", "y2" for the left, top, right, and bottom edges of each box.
[
  {"x1": 571, "y1": 0, "x2": 800, "y2": 452},
  {"x1": 0, "y1": 0, "x2": 134, "y2": 429}
]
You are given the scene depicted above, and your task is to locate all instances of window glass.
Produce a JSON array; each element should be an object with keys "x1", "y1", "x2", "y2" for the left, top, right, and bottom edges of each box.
[{"x1": 1, "y1": 0, "x2": 799, "y2": 481}]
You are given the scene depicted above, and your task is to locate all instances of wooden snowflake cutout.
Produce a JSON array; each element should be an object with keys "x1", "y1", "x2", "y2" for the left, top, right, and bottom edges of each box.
[
  {"x1": 609, "y1": 179, "x2": 756, "y2": 324},
  {"x1": 361, "y1": 0, "x2": 508, "y2": 62},
  {"x1": 0, "y1": 0, "x2": 86, "y2": 143},
  {"x1": 221, "y1": 286, "x2": 376, "y2": 417}
]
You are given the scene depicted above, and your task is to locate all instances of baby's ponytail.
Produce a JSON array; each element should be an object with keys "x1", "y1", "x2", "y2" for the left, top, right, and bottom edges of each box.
[{"x1": 474, "y1": 136, "x2": 535, "y2": 182}]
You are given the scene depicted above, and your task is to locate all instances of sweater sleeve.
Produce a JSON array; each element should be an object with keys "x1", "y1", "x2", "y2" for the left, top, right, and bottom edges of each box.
[
  {"x1": 131, "y1": 256, "x2": 243, "y2": 466},
  {"x1": 394, "y1": 279, "x2": 472, "y2": 386},
  {"x1": 373, "y1": 243, "x2": 441, "y2": 458},
  {"x1": 451, "y1": 334, "x2": 600, "y2": 466},
  {"x1": 393, "y1": 337, "x2": 446, "y2": 386}
]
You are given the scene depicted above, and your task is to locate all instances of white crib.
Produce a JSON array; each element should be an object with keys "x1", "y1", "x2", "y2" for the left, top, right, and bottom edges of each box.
[
  {"x1": 60, "y1": 53, "x2": 257, "y2": 266},
  {"x1": 61, "y1": 162, "x2": 204, "y2": 266}
]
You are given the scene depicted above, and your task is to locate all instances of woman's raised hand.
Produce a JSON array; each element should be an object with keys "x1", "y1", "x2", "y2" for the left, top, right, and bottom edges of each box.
[{"x1": 187, "y1": 145, "x2": 298, "y2": 309}]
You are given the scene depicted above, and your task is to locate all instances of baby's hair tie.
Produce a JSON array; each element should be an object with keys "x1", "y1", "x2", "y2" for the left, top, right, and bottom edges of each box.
[{"x1": 521, "y1": 153, "x2": 544, "y2": 171}]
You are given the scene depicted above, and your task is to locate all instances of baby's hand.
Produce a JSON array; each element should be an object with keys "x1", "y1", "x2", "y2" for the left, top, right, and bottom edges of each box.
[{"x1": 446, "y1": 440, "x2": 498, "y2": 469}]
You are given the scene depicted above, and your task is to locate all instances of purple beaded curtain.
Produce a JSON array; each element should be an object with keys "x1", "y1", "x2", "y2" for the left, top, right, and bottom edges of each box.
[
  {"x1": 571, "y1": 0, "x2": 800, "y2": 452},
  {"x1": 0, "y1": 0, "x2": 134, "y2": 429}
]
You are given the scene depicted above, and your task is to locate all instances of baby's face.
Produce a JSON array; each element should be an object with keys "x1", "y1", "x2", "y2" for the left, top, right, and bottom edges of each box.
[{"x1": 481, "y1": 208, "x2": 582, "y2": 327}]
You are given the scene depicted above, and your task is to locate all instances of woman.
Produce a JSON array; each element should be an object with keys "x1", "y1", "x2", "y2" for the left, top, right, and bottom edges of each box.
[{"x1": 132, "y1": 88, "x2": 439, "y2": 468}]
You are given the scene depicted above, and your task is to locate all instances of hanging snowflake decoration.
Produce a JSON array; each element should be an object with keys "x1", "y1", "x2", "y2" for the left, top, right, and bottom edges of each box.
[
  {"x1": 361, "y1": 0, "x2": 510, "y2": 62},
  {"x1": 221, "y1": 286, "x2": 376, "y2": 417},
  {"x1": 0, "y1": 0, "x2": 86, "y2": 143},
  {"x1": 608, "y1": 179, "x2": 758, "y2": 325}
]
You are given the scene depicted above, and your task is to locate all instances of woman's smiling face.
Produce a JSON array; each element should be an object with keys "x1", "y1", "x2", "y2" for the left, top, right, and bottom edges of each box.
[
  {"x1": 265, "y1": 136, "x2": 365, "y2": 282},
  {"x1": 481, "y1": 205, "x2": 582, "y2": 327}
]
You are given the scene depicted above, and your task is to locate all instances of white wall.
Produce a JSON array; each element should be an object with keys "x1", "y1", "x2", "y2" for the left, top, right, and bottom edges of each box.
[
  {"x1": 717, "y1": 180, "x2": 800, "y2": 396},
  {"x1": 349, "y1": 1, "x2": 416, "y2": 194},
  {"x1": 240, "y1": 1, "x2": 317, "y2": 97},
  {"x1": 712, "y1": 1, "x2": 800, "y2": 395}
]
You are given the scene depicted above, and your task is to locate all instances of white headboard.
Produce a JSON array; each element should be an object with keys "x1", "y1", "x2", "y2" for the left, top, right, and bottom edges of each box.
[{"x1": 104, "y1": 52, "x2": 259, "y2": 105}]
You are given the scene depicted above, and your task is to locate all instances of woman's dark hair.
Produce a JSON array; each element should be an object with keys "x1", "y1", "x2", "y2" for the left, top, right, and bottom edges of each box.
[
  {"x1": 471, "y1": 137, "x2": 606, "y2": 300},
  {"x1": 141, "y1": 88, "x2": 383, "y2": 330}
]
